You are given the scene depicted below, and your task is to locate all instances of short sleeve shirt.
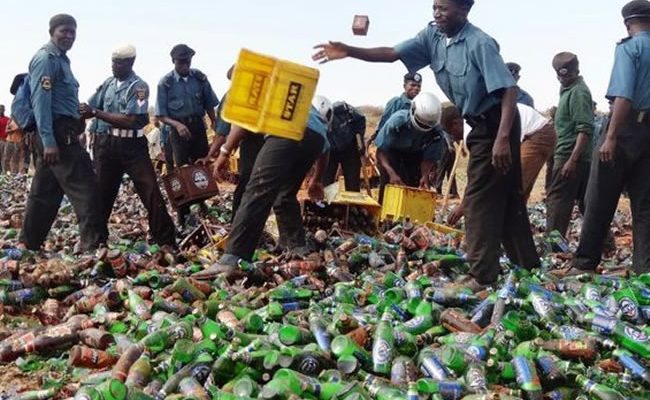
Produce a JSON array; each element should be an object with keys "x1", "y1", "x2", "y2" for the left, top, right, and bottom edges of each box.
[
  {"x1": 395, "y1": 22, "x2": 515, "y2": 117},
  {"x1": 374, "y1": 109, "x2": 442, "y2": 161},
  {"x1": 606, "y1": 32, "x2": 650, "y2": 110}
]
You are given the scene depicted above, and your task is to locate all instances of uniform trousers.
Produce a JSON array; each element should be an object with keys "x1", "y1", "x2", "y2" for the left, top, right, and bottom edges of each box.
[
  {"x1": 225, "y1": 130, "x2": 324, "y2": 261},
  {"x1": 322, "y1": 142, "x2": 362, "y2": 192},
  {"x1": 94, "y1": 135, "x2": 176, "y2": 246},
  {"x1": 21, "y1": 117, "x2": 107, "y2": 251},
  {"x1": 232, "y1": 134, "x2": 265, "y2": 221},
  {"x1": 464, "y1": 106, "x2": 540, "y2": 284},
  {"x1": 576, "y1": 111, "x2": 650, "y2": 273},
  {"x1": 545, "y1": 157, "x2": 590, "y2": 237}
]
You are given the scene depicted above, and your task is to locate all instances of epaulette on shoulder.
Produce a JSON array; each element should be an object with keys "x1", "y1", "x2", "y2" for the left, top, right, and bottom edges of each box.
[
  {"x1": 617, "y1": 36, "x2": 632, "y2": 45},
  {"x1": 192, "y1": 69, "x2": 207, "y2": 81},
  {"x1": 162, "y1": 72, "x2": 174, "y2": 87}
]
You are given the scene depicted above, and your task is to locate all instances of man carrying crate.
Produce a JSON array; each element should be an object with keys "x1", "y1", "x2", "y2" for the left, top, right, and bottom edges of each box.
[{"x1": 156, "y1": 44, "x2": 219, "y2": 231}]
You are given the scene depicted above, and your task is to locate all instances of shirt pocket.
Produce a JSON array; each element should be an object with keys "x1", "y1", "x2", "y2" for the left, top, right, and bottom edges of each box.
[
  {"x1": 445, "y1": 49, "x2": 468, "y2": 77},
  {"x1": 168, "y1": 99, "x2": 185, "y2": 111}
]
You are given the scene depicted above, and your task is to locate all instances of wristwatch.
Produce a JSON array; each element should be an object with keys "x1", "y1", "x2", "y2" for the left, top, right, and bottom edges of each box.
[{"x1": 219, "y1": 145, "x2": 231, "y2": 156}]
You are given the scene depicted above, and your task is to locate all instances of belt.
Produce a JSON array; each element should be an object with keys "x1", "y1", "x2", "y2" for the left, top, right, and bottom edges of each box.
[
  {"x1": 176, "y1": 115, "x2": 204, "y2": 124},
  {"x1": 464, "y1": 105, "x2": 501, "y2": 129},
  {"x1": 110, "y1": 128, "x2": 144, "y2": 138}
]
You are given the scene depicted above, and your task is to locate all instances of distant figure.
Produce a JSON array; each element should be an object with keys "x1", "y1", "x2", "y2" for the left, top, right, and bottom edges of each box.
[
  {"x1": 156, "y1": 44, "x2": 219, "y2": 230},
  {"x1": 0, "y1": 105, "x2": 9, "y2": 173},
  {"x1": 375, "y1": 72, "x2": 423, "y2": 135},
  {"x1": 3, "y1": 118, "x2": 24, "y2": 175},
  {"x1": 506, "y1": 62, "x2": 535, "y2": 108},
  {"x1": 546, "y1": 52, "x2": 594, "y2": 237},
  {"x1": 322, "y1": 100, "x2": 366, "y2": 191},
  {"x1": 21, "y1": 14, "x2": 107, "y2": 252}
]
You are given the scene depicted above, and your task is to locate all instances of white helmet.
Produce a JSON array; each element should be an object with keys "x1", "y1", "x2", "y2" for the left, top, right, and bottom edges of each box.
[
  {"x1": 410, "y1": 92, "x2": 442, "y2": 132},
  {"x1": 312, "y1": 95, "x2": 333, "y2": 125}
]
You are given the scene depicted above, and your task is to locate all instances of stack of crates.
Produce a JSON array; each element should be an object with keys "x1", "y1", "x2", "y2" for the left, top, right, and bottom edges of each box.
[{"x1": 222, "y1": 48, "x2": 320, "y2": 141}]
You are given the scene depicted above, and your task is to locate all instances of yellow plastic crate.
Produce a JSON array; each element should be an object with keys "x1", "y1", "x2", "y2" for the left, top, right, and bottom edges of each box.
[
  {"x1": 380, "y1": 184, "x2": 437, "y2": 223},
  {"x1": 222, "y1": 48, "x2": 320, "y2": 141}
]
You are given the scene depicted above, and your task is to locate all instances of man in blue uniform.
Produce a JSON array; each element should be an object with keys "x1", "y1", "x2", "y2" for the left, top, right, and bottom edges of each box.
[
  {"x1": 571, "y1": 0, "x2": 650, "y2": 275},
  {"x1": 506, "y1": 62, "x2": 535, "y2": 108},
  {"x1": 375, "y1": 92, "x2": 443, "y2": 201},
  {"x1": 81, "y1": 44, "x2": 176, "y2": 247},
  {"x1": 193, "y1": 108, "x2": 330, "y2": 282},
  {"x1": 156, "y1": 44, "x2": 219, "y2": 229},
  {"x1": 313, "y1": 0, "x2": 540, "y2": 291},
  {"x1": 21, "y1": 14, "x2": 107, "y2": 252},
  {"x1": 375, "y1": 72, "x2": 423, "y2": 135},
  {"x1": 322, "y1": 100, "x2": 366, "y2": 191}
]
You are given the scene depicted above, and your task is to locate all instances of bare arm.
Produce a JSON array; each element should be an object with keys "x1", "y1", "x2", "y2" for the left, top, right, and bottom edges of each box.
[
  {"x1": 206, "y1": 108, "x2": 217, "y2": 130},
  {"x1": 312, "y1": 42, "x2": 399, "y2": 64},
  {"x1": 376, "y1": 149, "x2": 403, "y2": 185},
  {"x1": 158, "y1": 116, "x2": 183, "y2": 130}
]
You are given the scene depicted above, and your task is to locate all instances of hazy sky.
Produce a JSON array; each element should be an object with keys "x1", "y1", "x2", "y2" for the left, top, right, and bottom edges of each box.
[{"x1": 0, "y1": 0, "x2": 632, "y2": 114}]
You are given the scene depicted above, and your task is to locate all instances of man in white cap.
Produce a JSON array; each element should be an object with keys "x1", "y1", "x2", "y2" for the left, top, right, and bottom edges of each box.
[{"x1": 80, "y1": 44, "x2": 176, "y2": 247}]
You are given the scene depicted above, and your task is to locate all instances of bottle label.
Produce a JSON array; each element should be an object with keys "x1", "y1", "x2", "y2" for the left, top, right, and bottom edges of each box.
[
  {"x1": 438, "y1": 382, "x2": 464, "y2": 398},
  {"x1": 617, "y1": 353, "x2": 647, "y2": 377},
  {"x1": 466, "y1": 368, "x2": 487, "y2": 390},
  {"x1": 624, "y1": 325, "x2": 648, "y2": 342},
  {"x1": 531, "y1": 295, "x2": 553, "y2": 318},
  {"x1": 372, "y1": 339, "x2": 392, "y2": 365},
  {"x1": 618, "y1": 297, "x2": 639, "y2": 321},
  {"x1": 466, "y1": 345, "x2": 487, "y2": 361},
  {"x1": 191, "y1": 363, "x2": 211, "y2": 384},
  {"x1": 558, "y1": 326, "x2": 584, "y2": 340},
  {"x1": 591, "y1": 314, "x2": 617, "y2": 335},
  {"x1": 583, "y1": 287, "x2": 600, "y2": 301},
  {"x1": 298, "y1": 355, "x2": 320, "y2": 375},
  {"x1": 513, "y1": 356, "x2": 539, "y2": 387},
  {"x1": 404, "y1": 316, "x2": 424, "y2": 329},
  {"x1": 420, "y1": 355, "x2": 449, "y2": 380}
]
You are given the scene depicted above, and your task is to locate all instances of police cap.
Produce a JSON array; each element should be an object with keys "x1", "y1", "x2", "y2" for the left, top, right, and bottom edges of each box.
[
  {"x1": 112, "y1": 44, "x2": 136, "y2": 60},
  {"x1": 622, "y1": 0, "x2": 650, "y2": 21},
  {"x1": 506, "y1": 62, "x2": 521, "y2": 73},
  {"x1": 404, "y1": 72, "x2": 422, "y2": 84},
  {"x1": 552, "y1": 52, "x2": 579, "y2": 76},
  {"x1": 170, "y1": 44, "x2": 195, "y2": 61}
]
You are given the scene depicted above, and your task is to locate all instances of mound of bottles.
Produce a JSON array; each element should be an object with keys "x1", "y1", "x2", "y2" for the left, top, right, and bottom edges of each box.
[{"x1": 0, "y1": 176, "x2": 648, "y2": 400}]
